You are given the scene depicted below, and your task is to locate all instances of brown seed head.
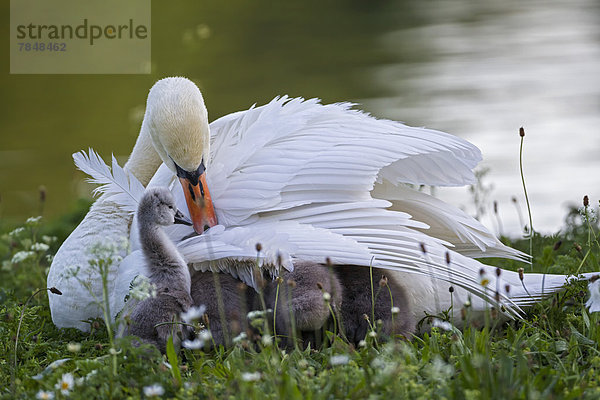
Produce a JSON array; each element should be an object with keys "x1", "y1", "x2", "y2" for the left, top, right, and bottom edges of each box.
[
  {"x1": 493, "y1": 201, "x2": 498, "y2": 214},
  {"x1": 49, "y1": 287, "x2": 62, "y2": 295},
  {"x1": 255, "y1": 243, "x2": 262, "y2": 252},
  {"x1": 496, "y1": 267, "x2": 501, "y2": 277},
  {"x1": 325, "y1": 257, "x2": 332, "y2": 267},
  {"x1": 445, "y1": 251, "x2": 451, "y2": 265},
  {"x1": 584, "y1": 195, "x2": 589, "y2": 207},
  {"x1": 420, "y1": 243, "x2": 427, "y2": 254},
  {"x1": 379, "y1": 275, "x2": 388, "y2": 287},
  {"x1": 479, "y1": 268, "x2": 485, "y2": 276},
  {"x1": 574, "y1": 243, "x2": 583, "y2": 253},
  {"x1": 363, "y1": 313, "x2": 370, "y2": 321},
  {"x1": 505, "y1": 284, "x2": 510, "y2": 293},
  {"x1": 316, "y1": 282, "x2": 324, "y2": 290},
  {"x1": 518, "y1": 268, "x2": 524, "y2": 281},
  {"x1": 449, "y1": 286, "x2": 454, "y2": 293},
  {"x1": 553, "y1": 241, "x2": 562, "y2": 251},
  {"x1": 519, "y1": 127, "x2": 525, "y2": 137}
]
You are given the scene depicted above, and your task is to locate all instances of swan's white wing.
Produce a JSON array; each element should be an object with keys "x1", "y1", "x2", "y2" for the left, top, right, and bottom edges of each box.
[
  {"x1": 73, "y1": 149, "x2": 145, "y2": 215},
  {"x1": 74, "y1": 97, "x2": 558, "y2": 319},
  {"x1": 372, "y1": 181, "x2": 529, "y2": 261},
  {"x1": 207, "y1": 97, "x2": 481, "y2": 227}
]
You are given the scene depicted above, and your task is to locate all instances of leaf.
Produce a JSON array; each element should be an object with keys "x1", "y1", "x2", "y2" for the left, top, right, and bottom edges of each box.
[{"x1": 166, "y1": 335, "x2": 182, "y2": 387}]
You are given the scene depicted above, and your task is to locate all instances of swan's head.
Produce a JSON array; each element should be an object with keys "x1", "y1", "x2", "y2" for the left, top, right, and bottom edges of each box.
[
  {"x1": 138, "y1": 187, "x2": 192, "y2": 228},
  {"x1": 144, "y1": 77, "x2": 217, "y2": 234}
]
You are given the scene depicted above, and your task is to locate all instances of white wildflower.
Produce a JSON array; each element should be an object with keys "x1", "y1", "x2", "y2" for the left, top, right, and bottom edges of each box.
[
  {"x1": 26, "y1": 216, "x2": 42, "y2": 227},
  {"x1": 241, "y1": 371, "x2": 261, "y2": 382},
  {"x1": 180, "y1": 305, "x2": 206, "y2": 323},
  {"x1": 579, "y1": 206, "x2": 598, "y2": 223},
  {"x1": 42, "y1": 235, "x2": 57, "y2": 244},
  {"x1": 371, "y1": 357, "x2": 385, "y2": 369},
  {"x1": 36, "y1": 390, "x2": 54, "y2": 400},
  {"x1": 55, "y1": 372, "x2": 74, "y2": 395},
  {"x1": 109, "y1": 347, "x2": 118, "y2": 355},
  {"x1": 427, "y1": 356, "x2": 454, "y2": 381},
  {"x1": 9, "y1": 227, "x2": 25, "y2": 237},
  {"x1": 182, "y1": 338, "x2": 205, "y2": 350},
  {"x1": 368, "y1": 331, "x2": 377, "y2": 338},
  {"x1": 31, "y1": 243, "x2": 49, "y2": 252},
  {"x1": 11, "y1": 251, "x2": 35, "y2": 264},
  {"x1": 329, "y1": 355, "x2": 349, "y2": 366},
  {"x1": 586, "y1": 278, "x2": 600, "y2": 312},
  {"x1": 322, "y1": 292, "x2": 331, "y2": 302},
  {"x1": 432, "y1": 318, "x2": 453, "y2": 331},
  {"x1": 262, "y1": 334, "x2": 273, "y2": 346},
  {"x1": 182, "y1": 330, "x2": 211, "y2": 349},
  {"x1": 233, "y1": 332, "x2": 247, "y2": 343},
  {"x1": 129, "y1": 275, "x2": 157, "y2": 301},
  {"x1": 67, "y1": 342, "x2": 81, "y2": 353},
  {"x1": 391, "y1": 306, "x2": 400, "y2": 315},
  {"x1": 358, "y1": 340, "x2": 367, "y2": 347},
  {"x1": 143, "y1": 383, "x2": 165, "y2": 397},
  {"x1": 247, "y1": 309, "x2": 272, "y2": 320}
]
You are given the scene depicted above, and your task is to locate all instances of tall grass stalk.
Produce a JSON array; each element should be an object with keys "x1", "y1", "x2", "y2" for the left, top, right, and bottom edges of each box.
[
  {"x1": 519, "y1": 127, "x2": 534, "y2": 261},
  {"x1": 12, "y1": 287, "x2": 61, "y2": 395}
]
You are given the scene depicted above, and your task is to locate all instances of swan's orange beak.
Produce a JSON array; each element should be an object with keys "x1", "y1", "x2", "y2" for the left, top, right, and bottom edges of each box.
[
  {"x1": 179, "y1": 174, "x2": 217, "y2": 233},
  {"x1": 175, "y1": 159, "x2": 217, "y2": 234}
]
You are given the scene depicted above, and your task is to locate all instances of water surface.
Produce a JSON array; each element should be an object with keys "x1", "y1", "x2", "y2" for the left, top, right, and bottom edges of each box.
[{"x1": 1, "y1": 0, "x2": 598, "y2": 236}]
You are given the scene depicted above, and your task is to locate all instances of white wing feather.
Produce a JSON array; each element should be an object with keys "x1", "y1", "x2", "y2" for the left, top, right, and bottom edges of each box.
[{"x1": 73, "y1": 149, "x2": 145, "y2": 214}]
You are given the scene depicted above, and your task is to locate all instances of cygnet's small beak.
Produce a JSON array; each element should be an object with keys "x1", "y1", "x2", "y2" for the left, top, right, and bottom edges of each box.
[
  {"x1": 173, "y1": 209, "x2": 193, "y2": 226},
  {"x1": 175, "y1": 160, "x2": 218, "y2": 234}
]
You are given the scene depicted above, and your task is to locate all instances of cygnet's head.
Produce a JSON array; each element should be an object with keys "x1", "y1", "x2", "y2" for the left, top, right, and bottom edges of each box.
[
  {"x1": 138, "y1": 187, "x2": 192, "y2": 227},
  {"x1": 142, "y1": 77, "x2": 217, "y2": 234}
]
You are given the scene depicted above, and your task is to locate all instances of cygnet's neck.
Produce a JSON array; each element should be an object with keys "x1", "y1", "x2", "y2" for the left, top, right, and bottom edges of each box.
[
  {"x1": 139, "y1": 217, "x2": 191, "y2": 293},
  {"x1": 124, "y1": 121, "x2": 163, "y2": 186}
]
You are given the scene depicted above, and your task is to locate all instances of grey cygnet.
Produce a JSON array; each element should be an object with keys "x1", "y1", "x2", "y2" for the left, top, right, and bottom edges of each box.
[
  {"x1": 127, "y1": 187, "x2": 194, "y2": 352},
  {"x1": 265, "y1": 263, "x2": 414, "y2": 347}
]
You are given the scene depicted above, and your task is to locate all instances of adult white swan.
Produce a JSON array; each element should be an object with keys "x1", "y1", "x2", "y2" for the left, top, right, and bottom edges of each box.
[{"x1": 48, "y1": 77, "x2": 585, "y2": 332}]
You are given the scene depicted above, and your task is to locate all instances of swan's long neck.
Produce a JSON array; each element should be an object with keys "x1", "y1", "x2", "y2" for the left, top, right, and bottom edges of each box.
[
  {"x1": 124, "y1": 120, "x2": 163, "y2": 186},
  {"x1": 139, "y1": 219, "x2": 191, "y2": 293}
]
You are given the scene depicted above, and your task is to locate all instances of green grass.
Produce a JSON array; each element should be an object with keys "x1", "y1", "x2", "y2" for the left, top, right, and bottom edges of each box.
[{"x1": 1, "y1": 201, "x2": 600, "y2": 400}]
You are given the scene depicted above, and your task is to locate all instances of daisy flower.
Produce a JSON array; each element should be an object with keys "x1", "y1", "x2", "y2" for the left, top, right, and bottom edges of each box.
[
  {"x1": 55, "y1": 372, "x2": 74, "y2": 395},
  {"x1": 143, "y1": 384, "x2": 165, "y2": 397}
]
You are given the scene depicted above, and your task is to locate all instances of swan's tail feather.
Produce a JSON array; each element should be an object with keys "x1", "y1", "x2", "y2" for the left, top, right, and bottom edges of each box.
[
  {"x1": 73, "y1": 149, "x2": 146, "y2": 214},
  {"x1": 493, "y1": 270, "x2": 596, "y2": 308}
]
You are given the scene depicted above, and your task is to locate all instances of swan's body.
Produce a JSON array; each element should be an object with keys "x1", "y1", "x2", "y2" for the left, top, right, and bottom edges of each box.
[
  {"x1": 48, "y1": 77, "x2": 590, "y2": 333},
  {"x1": 126, "y1": 187, "x2": 193, "y2": 351}
]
